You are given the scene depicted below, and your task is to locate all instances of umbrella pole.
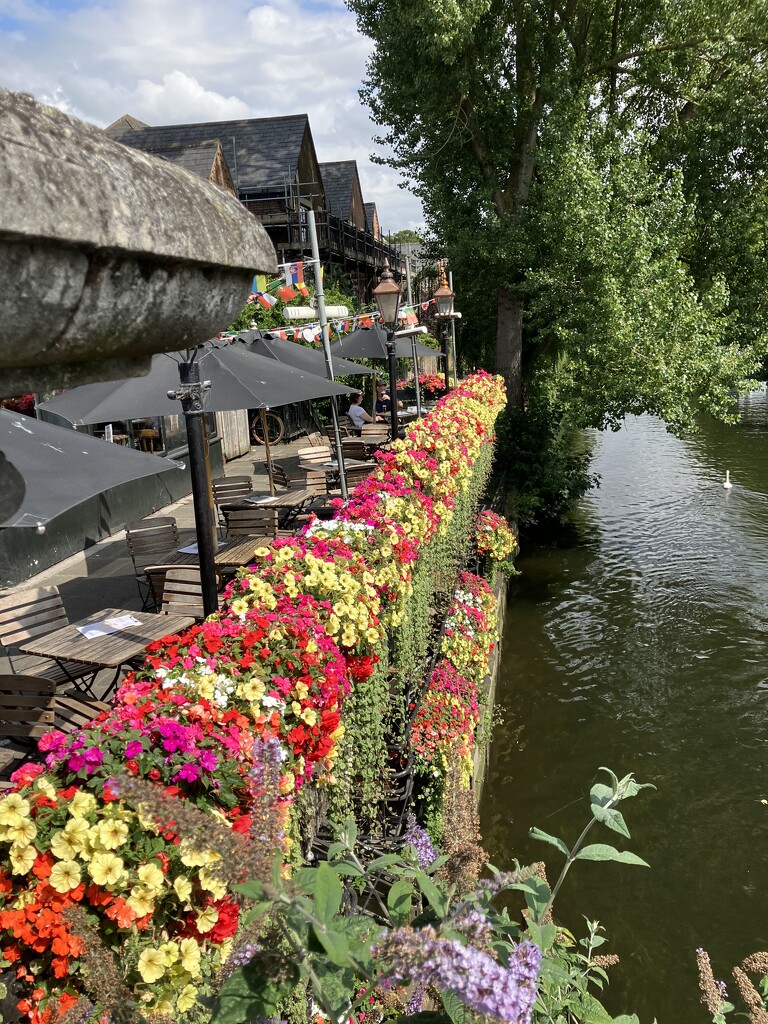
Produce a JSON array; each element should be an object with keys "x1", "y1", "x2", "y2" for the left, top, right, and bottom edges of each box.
[
  {"x1": 178, "y1": 361, "x2": 219, "y2": 618},
  {"x1": 307, "y1": 209, "x2": 348, "y2": 501},
  {"x1": 411, "y1": 338, "x2": 422, "y2": 418},
  {"x1": 260, "y1": 408, "x2": 275, "y2": 496}
]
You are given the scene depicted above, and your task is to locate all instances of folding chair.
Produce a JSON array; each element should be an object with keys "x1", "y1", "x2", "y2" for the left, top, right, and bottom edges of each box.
[
  {"x1": 125, "y1": 517, "x2": 180, "y2": 609},
  {"x1": 212, "y1": 476, "x2": 253, "y2": 533},
  {"x1": 0, "y1": 586, "x2": 102, "y2": 693},
  {"x1": 0, "y1": 674, "x2": 109, "y2": 788},
  {"x1": 160, "y1": 567, "x2": 217, "y2": 621},
  {"x1": 222, "y1": 508, "x2": 279, "y2": 539}
]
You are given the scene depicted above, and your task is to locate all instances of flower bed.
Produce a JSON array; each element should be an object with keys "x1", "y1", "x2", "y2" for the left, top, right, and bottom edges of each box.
[{"x1": 0, "y1": 372, "x2": 506, "y2": 1023}]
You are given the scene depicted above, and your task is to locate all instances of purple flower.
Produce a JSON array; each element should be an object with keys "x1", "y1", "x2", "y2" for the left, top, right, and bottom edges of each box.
[
  {"x1": 83, "y1": 748, "x2": 104, "y2": 766},
  {"x1": 404, "y1": 814, "x2": 438, "y2": 869},
  {"x1": 68, "y1": 754, "x2": 86, "y2": 772},
  {"x1": 124, "y1": 740, "x2": 143, "y2": 759},
  {"x1": 198, "y1": 749, "x2": 219, "y2": 772},
  {"x1": 376, "y1": 928, "x2": 541, "y2": 1024},
  {"x1": 173, "y1": 763, "x2": 202, "y2": 783}
]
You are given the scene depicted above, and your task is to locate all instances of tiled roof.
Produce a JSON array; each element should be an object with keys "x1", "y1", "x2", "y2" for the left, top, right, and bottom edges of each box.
[
  {"x1": 140, "y1": 140, "x2": 221, "y2": 180},
  {"x1": 319, "y1": 161, "x2": 359, "y2": 219},
  {"x1": 104, "y1": 114, "x2": 311, "y2": 190},
  {"x1": 364, "y1": 202, "x2": 378, "y2": 233}
]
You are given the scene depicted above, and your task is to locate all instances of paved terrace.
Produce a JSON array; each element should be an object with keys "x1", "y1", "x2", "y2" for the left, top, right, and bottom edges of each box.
[{"x1": 0, "y1": 438, "x2": 321, "y2": 692}]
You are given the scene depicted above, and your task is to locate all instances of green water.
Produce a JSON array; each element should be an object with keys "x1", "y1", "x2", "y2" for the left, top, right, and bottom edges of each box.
[{"x1": 480, "y1": 391, "x2": 768, "y2": 1022}]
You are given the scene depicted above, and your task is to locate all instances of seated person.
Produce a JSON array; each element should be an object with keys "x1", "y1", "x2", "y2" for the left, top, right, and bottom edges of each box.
[
  {"x1": 348, "y1": 392, "x2": 383, "y2": 430},
  {"x1": 375, "y1": 383, "x2": 403, "y2": 414}
]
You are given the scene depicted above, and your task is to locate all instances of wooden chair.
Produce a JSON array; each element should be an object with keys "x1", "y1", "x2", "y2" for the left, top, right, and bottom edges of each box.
[
  {"x1": 0, "y1": 586, "x2": 102, "y2": 692},
  {"x1": 361, "y1": 423, "x2": 390, "y2": 442},
  {"x1": 304, "y1": 431, "x2": 325, "y2": 447},
  {"x1": 125, "y1": 517, "x2": 180, "y2": 609},
  {"x1": 212, "y1": 476, "x2": 253, "y2": 532},
  {"x1": 160, "y1": 567, "x2": 217, "y2": 621},
  {"x1": 136, "y1": 428, "x2": 161, "y2": 452},
  {"x1": 340, "y1": 439, "x2": 376, "y2": 461},
  {"x1": 223, "y1": 508, "x2": 279, "y2": 539},
  {"x1": 142, "y1": 564, "x2": 181, "y2": 612},
  {"x1": 325, "y1": 423, "x2": 351, "y2": 442},
  {"x1": 0, "y1": 674, "x2": 110, "y2": 788}
]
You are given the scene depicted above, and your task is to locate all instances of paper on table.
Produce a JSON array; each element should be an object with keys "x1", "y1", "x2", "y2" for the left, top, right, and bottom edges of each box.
[
  {"x1": 77, "y1": 614, "x2": 141, "y2": 639},
  {"x1": 244, "y1": 494, "x2": 275, "y2": 504},
  {"x1": 178, "y1": 541, "x2": 227, "y2": 554}
]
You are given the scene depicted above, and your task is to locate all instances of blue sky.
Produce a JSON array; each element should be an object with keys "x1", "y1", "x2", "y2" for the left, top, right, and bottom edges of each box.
[{"x1": 0, "y1": 0, "x2": 423, "y2": 228}]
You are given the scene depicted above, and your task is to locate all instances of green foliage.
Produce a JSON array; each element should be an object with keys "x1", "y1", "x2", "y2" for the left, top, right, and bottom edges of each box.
[
  {"x1": 495, "y1": 397, "x2": 597, "y2": 527},
  {"x1": 207, "y1": 769, "x2": 652, "y2": 1024},
  {"x1": 348, "y1": 0, "x2": 768, "y2": 435}
]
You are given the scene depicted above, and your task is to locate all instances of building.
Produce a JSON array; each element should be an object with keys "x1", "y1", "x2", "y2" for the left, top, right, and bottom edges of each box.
[{"x1": 104, "y1": 114, "x2": 405, "y2": 302}]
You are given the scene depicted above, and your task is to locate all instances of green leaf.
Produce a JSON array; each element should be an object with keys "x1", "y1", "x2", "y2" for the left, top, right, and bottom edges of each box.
[
  {"x1": 331, "y1": 858, "x2": 365, "y2": 877},
  {"x1": 208, "y1": 958, "x2": 298, "y2": 1023},
  {"x1": 387, "y1": 879, "x2": 414, "y2": 925},
  {"x1": 314, "y1": 862, "x2": 343, "y2": 923},
  {"x1": 529, "y1": 826, "x2": 570, "y2": 856},
  {"x1": 440, "y1": 987, "x2": 475, "y2": 1024},
  {"x1": 591, "y1": 801, "x2": 630, "y2": 837},
  {"x1": 575, "y1": 844, "x2": 649, "y2": 867},
  {"x1": 367, "y1": 853, "x2": 405, "y2": 871},
  {"x1": 611, "y1": 1015, "x2": 642, "y2": 1023},
  {"x1": 313, "y1": 925, "x2": 351, "y2": 966},
  {"x1": 312, "y1": 959, "x2": 357, "y2": 1021},
  {"x1": 414, "y1": 870, "x2": 448, "y2": 916}
]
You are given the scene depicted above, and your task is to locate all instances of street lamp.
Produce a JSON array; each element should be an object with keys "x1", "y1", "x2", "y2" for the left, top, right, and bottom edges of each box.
[
  {"x1": 433, "y1": 268, "x2": 455, "y2": 392},
  {"x1": 373, "y1": 260, "x2": 402, "y2": 441}
]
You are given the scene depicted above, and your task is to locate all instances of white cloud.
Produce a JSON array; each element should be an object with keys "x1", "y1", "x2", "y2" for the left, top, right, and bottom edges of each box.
[{"x1": 0, "y1": 0, "x2": 424, "y2": 227}]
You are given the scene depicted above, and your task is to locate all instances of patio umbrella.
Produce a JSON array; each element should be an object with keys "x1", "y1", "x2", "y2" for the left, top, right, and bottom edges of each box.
[
  {"x1": 237, "y1": 331, "x2": 373, "y2": 378},
  {"x1": 0, "y1": 409, "x2": 183, "y2": 529},
  {"x1": 329, "y1": 325, "x2": 441, "y2": 360},
  {"x1": 38, "y1": 343, "x2": 355, "y2": 615}
]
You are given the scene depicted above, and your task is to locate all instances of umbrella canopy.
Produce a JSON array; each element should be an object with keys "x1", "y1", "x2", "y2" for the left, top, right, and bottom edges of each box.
[
  {"x1": 0, "y1": 410, "x2": 183, "y2": 528},
  {"x1": 238, "y1": 331, "x2": 373, "y2": 378},
  {"x1": 329, "y1": 325, "x2": 442, "y2": 360},
  {"x1": 37, "y1": 343, "x2": 356, "y2": 425}
]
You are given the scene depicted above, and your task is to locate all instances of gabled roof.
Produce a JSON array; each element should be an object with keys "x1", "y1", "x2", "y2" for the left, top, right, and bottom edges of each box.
[
  {"x1": 142, "y1": 139, "x2": 222, "y2": 180},
  {"x1": 319, "y1": 160, "x2": 361, "y2": 219},
  {"x1": 364, "y1": 202, "x2": 378, "y2": 233},
  {"x1": 104, "y1": 113, "x2": 313, "y2": 191}
]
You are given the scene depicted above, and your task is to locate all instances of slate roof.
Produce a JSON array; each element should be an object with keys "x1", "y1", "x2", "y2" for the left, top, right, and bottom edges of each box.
[
  {"x1": 364, "y1": 202, "x2": 378, "y2": 233},
  {"x1": 319, "y1": 161, "x2": 359, "y2": 219},
  {"x1": 104, "y1": 114, "x2": 311, "y2": 191},
  {"x1": 137, "y1": 140, "x2": 221, "y2": 181}
]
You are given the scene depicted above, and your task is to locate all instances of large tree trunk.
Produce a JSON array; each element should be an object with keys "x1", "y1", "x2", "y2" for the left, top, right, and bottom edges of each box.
[{"x1": 495, "y1": 285, "x2": 523, "y2": 408}]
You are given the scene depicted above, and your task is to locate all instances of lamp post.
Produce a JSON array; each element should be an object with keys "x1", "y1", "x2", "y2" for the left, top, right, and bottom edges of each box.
[
  {"x1": 432, "y1": 268, "x2": 455, "y2": 393},
  {"x1": 373, "y1": 260, "x2": 402, "y2": 441}
]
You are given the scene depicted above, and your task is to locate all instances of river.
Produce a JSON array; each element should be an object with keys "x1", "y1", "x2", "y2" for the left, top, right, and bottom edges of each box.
[{"x1": 480, "y1": 390, "x2": 768, "y2": 1023}]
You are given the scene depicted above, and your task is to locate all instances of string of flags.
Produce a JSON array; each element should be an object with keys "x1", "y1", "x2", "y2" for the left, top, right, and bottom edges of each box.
[{"x1": 246, "y1": 260, "x2": 435, "y2": 346}]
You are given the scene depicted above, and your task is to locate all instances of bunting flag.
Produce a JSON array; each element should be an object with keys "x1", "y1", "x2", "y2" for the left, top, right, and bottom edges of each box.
[
  {"x1": 276, "y1": 285, "x2": 299, "y2": 303},
  {"x1": 256, "y1": 292, "x2": 278, "y2": 308},
  {"x1": 288, "y1": 261, "x2": 310, "y2": 298},
  {"x1": 256, "y1": 274, "x2": 268, "y2": 293}
]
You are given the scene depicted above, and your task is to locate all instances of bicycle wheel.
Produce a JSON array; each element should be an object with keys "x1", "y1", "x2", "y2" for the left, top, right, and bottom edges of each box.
[{"x1": 250, "y1": 411, "x2": 285, "y2": 445}]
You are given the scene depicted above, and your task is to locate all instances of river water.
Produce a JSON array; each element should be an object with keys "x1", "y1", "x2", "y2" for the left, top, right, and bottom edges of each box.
[{"x1": 480, "y1": 390, "x2": 768, "y2": 1023}]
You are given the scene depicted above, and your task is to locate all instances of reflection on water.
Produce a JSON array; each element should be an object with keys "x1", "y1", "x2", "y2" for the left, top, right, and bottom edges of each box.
[{"x1": 480, "y1": 390, "x2": 768, "y2": 1023}]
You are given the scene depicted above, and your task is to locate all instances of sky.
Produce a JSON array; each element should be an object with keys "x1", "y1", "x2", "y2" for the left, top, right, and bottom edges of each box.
[{"x1": 0, "y1": 0, "x2": 424, "y2": 230}]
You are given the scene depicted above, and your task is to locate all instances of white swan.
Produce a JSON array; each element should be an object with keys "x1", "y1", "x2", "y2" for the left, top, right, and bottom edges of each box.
[{"x1": 723, "y1": 470, "x2": 733, "y2": 489}]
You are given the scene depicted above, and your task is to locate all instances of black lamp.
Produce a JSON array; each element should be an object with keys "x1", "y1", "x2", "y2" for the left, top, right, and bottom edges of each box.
[
  {"x1": 433, "y1": 268, "x2": 455, "y2": 391},
  {"x1": 373, "y1": 260, "x2": 402, "y2": 441}
]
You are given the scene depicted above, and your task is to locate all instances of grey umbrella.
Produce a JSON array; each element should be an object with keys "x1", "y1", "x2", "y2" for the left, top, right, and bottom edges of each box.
[
  {"x1": 238, "y1": 330, "x2": 373, "y2": 378},
  {"x1": 329, "y1": 325, "x2": 441, "y2": 360},
  {"x1": 38, "y1": 342, "x2": 355, "y2": 614},
  {"x1": 0, "y1": 409, "x2": 183, "y2": 529}
]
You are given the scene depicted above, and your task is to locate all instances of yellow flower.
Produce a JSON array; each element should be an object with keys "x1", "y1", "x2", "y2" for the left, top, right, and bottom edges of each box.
[
  {"x1": 6, "y1": 818, "x2": 36, "y2": 846},
  {"x1": 300, "y1": 708, "x2": 318, "y2": 727},
  {"x1": 177, "y1": 984, "x2": 198, "y2": 1013},
  {"x1": 0, "y1": 794, "x2": 29, "y2": 826},
  {"x1": 253, "y1": 546, "x2": 271, "y2": 557},
  {"x1": 218, "y1": 937, "x2": 234, "y2": 963},
  {"x1": 137, "y1": 862, "x2": 165, "y2": 893},
  {"x1": 63, "y1": 816, "x2": 90, "y2": 847},
  {"x1": 137, "y1": 947, "x2": 167, "y2": 984},
  {"x1": 88, "y1": 852, "x2": 125, "y2": 887},
  {"x1": 98, "y1": 819, "x2": 129, "y2": 850},
  {"x1": 159, "y1": 941, "x2": 180, "y2": 966},
  {"x1": 238, "y1": 679, "x2": 265, "y2": 701},
  {"x1": 49, "y1": 859, "x2": 82, "y2": 894},
  {"x1": 126, "y1": 885, "x2": 155, "y2": 918},
  {"x1": 195, "y1": 906, "x2": 219, "y2": 933},
  {"x1": 294, "y1": 681, "x2": 309, "y2": 699},
  {"x1": 67, "y1": 791, "x2": 97, "y2": 818},
  {"x1": 198, "y1": 867, "x2": 227, "y2": 901},
  {"x1": 173, "y1": 876, "x2": 193, "y2": 904},
  {"x1": 9, "y1": 843, "x2": 36, "y2": 874},
  {"x1": 34, "y1": 776, "x2": 57, "y2": 799},
  {"x1": 50, "y1": 829, "x2": 81, "y2": 861},
  {"x1": 147, "y1": 999, "x2": 174, "y2": 1015},
  {"x1": 179, "y1": 938, "x2": 202, "y2": 978},
  {"x1": 230, "y1": 598, "x2": 248, "y2": 617}
]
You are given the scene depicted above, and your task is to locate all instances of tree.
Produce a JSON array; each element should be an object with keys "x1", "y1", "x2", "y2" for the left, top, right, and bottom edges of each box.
[
  {"x1": 386, "y1": 228, "x2": 422, "y2": 244},
  {"x1": 347, "y1": 0, "x2": 766, "y2": 429}
]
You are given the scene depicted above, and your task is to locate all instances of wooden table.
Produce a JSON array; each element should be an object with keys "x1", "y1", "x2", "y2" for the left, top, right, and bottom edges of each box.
[
  {"x1": 19, "y1": 608, "x2": 196, "y2": 698},
  {"x1": 236, "y1": 487, "x2": 323, "y2": 526},
  {"x1": 213, "y1": 537, "x2": 269, "y2": 572}
]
